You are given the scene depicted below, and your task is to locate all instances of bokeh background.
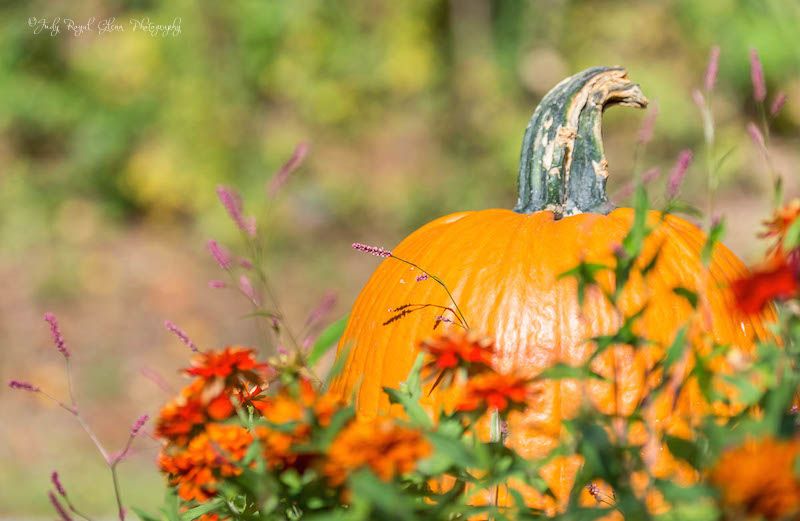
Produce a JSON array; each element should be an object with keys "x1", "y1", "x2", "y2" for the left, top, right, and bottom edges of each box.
[{"x1": 1, "y1": 0, "x2": 799, "y2": 516}]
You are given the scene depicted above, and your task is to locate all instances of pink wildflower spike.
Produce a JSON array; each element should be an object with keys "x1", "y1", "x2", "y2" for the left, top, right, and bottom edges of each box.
[
  {"x1": 139, "y1": 367, "x2": 174, "y2": 394},
  {"x1": 239, "y1": 274, "x2": 258, "y2": 304},
  {"x1": 207, "y1": 240, "x2": 232, "y2": 270},
  {"x1": 433, "y1": 315, "x2": 454, "y2": 329},
  {"x1": 163, "y1": 320, "x2": 199, "y2": 353},
  {"x1": 746, "y1": 122, "x2": 766, "y2": 150},
  {"x1": 637, "y1": 102, "x2": 658, "y2": 145},
  {"x1": 704, "y1": 46, "x2": 720, "y2": 92},
  {"x1": 770, "y1": 91, "x2": 787, "y2": 117},
  {"x1": 43, "y1": 312, "x2": 69, "y2": 359},
  {"x1": 749, "y1": 49, "x2": 767, "y2": 102},
  {"x1": 8, "y1": 379, "x2": 39, "y2": 392},
  {"x1": 239, "y1": 257, "x2": 254, "y2": 270},
  {"x1": 416, "y1": 273, "x2": 429, "y2": 282},
  {"x1": 352, "y1": 242, "x2": 392, "y2": 258},
  {"x1": 268, "y1": 141, "x2": 310, "y2": 197},
  {"x1": 667, "y1": 149, "x2": 693, "y2": 198},
  {"x1": 130, "y1": 414, "x2": 149, "y2": 436},
  {"x1": 305, "y1": 291, "x2": 337, "y2": 327},
  {"x1": 49, "y1": 492, "x2": 72, "y2": 521},
  {"x1": 208, "y1": 279, "x2": 226, "y2": 289},
  {"x1": 51, "y1": 471, "x2": 67, "y2": 497},
  {"x1": 216, "y1": 185, "x2": 257, "y2": 237},
  {"x1": 692, "y1": 89, "x2": 706, "y2": 110}
]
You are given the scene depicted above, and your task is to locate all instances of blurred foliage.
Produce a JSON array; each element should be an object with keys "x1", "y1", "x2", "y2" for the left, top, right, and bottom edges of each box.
[{"x1": 1, "y1": 0, "x2": 798, "y2": 254}]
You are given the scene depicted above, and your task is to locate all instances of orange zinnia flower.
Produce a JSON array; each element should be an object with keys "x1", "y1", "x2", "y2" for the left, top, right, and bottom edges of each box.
[
  {"x1": 710, "y1": 437, "x2": 800, "y2": 520},
  {"x1": 420, "y1": 332, "x2": 496, "y2": 389},
  {"x1": 456, "y1": 371, "x2": 535, "y2": 414},
  {"x1": 159, "y1": 423, "x2": 254, "y2": 502},
  {"x1": 156, "y1": 381, "x2": 208, "y2": 444},
  {"x1": 761, "y1": 199, "x2": 800, "y2": 256},
  {"x1": 256, "y1": 379, "x2": 345, "y2": 470},
  {"x1": 732, "y1": 258, "x2": 798, "y2": 315},
  {"x1": 324, "y1": 419, "x2": 431, "y2": 487},
  {"x1": 186, "y1": 346, "x2": 268, "y2": 383}
]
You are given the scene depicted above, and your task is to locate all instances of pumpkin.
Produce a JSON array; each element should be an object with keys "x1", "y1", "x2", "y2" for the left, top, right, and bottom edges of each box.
[{"x1": 330, "y1": 67, "x2": 774, "y2": 510}]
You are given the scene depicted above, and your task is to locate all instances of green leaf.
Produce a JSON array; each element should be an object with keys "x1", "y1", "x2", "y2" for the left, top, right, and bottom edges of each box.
[
  {"x1": 538, "y1": 363, "x2": 604, "y2": 381},
  {"x1": 785, "y1": 213, "x2": 800, "y2": 251},
  {"x1": 663, "y1": 325, "x2": 689, "y2": 372},
  {"x1": 665, "y1": 435, "x2": 701, "y2": 466},
  {"x1": 131, "y1": 507, "x2": 162, "y2": 521},
  {"x1": 159, "y1": 489, "x2": 181, "y2": 521},
  {"x1": 181, "y1": 499, "x2": 226, "y2": 520},
  {"x1": 349, "y1": 470, "x2": 417, "y2": 521},
  {"x1": 721, "y1": 375, "x2": 763, "y2": 406},
  {"x1": 622, "y1": 184, "x2": 651, "y2": 258},
  {"x1": 672, "y1": 286, "x2": 699, "y2": 308},
  {"x1": 309, "y1": 314, "x2": 350, "y2": 366},
  {"x1": 323, "y1": 344, "x2": 352, "y2": 390},
  {"x1": 702, "y1": 218, "x2": 725, "y2": 266}
]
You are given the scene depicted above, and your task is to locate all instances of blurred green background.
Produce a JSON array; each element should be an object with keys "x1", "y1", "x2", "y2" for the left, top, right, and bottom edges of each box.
[{"x1": 1, "y1": 0, "x2": 799, "y2": 516}]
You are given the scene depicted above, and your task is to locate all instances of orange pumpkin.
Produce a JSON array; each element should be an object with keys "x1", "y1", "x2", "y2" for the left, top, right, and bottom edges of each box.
[{"x1": 330, "y1": 67, "x2": 774, "y2": 510}]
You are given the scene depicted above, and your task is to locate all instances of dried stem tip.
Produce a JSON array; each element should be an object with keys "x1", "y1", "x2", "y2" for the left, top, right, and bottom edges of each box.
[
  {"x1": 9, "y1": 379, "x2": 39, "y2": 392},
  {"x1": 164, "y1": 320, "x2": 200, "y2": 353},
  {"x1": 49, "y1": 492, "x2": 72, "y2": 521},
  {"x1": 216, "y1": 185, "x2": 257, "y2": 237},
  {"x1": 44, "y1": 312, "x2": 70, "y2": 358},
  {"x1": 130, "y1": 414, "x2": 149, "y2": 436},
  {"x1": 667, "y1": 149, "x2": 694, "y2": 198},
  {"x1": 705, "y1": 46, "x2": 720, "y2": 92},
  {"x1": 51, "y1": 471, "x2": 67, "y2": 497},
  {"x1": 352, "y1": 242, "x2": 392, "y2": 258},
  {"x1": 750, "y1": 49, "x2": 767, "y2": 103},
  {"x1": 207, "y1": 240, "x2": 232, "y2": 271}
]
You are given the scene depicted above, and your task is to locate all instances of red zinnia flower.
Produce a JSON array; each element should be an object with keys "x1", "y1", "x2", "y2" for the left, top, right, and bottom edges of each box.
[
  {"x1": 732, "y1": 259, "x2": 798, "y2": 315},
  {"x1": 420, "y1": 332, "x2": 495, "y2": 372},
  {"x1": 456, "y1": 372, "x2": 535, "y2": 414},
  {"x1": 185, "y1": 346, "x2": 267, "y2": 382}
]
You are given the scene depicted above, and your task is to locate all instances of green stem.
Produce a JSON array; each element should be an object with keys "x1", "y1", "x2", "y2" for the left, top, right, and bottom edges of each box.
[{"x1": 515, "y1": 67, "x2": 648, "y2": 218}]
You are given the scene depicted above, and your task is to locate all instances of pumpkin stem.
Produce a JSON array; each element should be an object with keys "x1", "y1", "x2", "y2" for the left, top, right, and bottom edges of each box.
[{"x1": 514, "y1": 67, "x2": 648, "y2": 217}]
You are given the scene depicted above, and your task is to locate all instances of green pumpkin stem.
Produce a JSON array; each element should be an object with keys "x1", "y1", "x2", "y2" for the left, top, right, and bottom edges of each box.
[{"x1": 514, "y1": 67, "x2": 648, "y2": 217}]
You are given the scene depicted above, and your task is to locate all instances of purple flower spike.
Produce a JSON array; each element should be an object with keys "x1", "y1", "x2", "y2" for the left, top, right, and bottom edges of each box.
[
  {"x1": 239, "y1": 275, "x2": 259, "y2": 305},
  {"x1": 51, "y1": 471, "x2": 67, "y2": 497},
  {"x1": 305, "y1": 291, "x2": 337, "y2": 327},
  {"x1": 130, "y1": 414, "x2": 149, "y2": 436},
  {"x1": 704, "y1": 46, "x2": 720, "y2": 92},
  {"x1": 208, "y1": 279, "x2": 226, "y2": 289},
  {"x1": 770, "y1": 92, "x2": 787, "y2": 117},
  {"x1": 268, "y1": 141, "x2": 310, "y2": 197},
  {"x1": 746, "y1": 122, "x2": 766, "y2": 150},
  {"x1": 692, "y1": 89, "x2": 706, "y2": 110},
  {"x1": 164, "y1": 320, "x2": 199, "y2": 353},
  {"x1": 207, "y1": 240, "x2": 232, "y2": 270},
  {"x1": 9, "y1": 379, "x2": 39, "y2": 392},
  {"x1": 667, "y1": 149, "x2": 693, "y2": 198},
  {"x1": 44, "y1": 312, "x2": 69, "y2": 359},
  {"x1": 749, "y1": 49, "x2": 767, "y2": 103},
  {"x1": 49, "y1": 492, "x2": 72, "y2": 521},
  {"x1": 416, "y1": 273, "x2": 429, "y2": 282},
  {"x1": 352, "y1": 242, "x2": 392, "y2": 258},
  {"x1": 216, "y1": 185, "x2": 257, "y2": 237}
]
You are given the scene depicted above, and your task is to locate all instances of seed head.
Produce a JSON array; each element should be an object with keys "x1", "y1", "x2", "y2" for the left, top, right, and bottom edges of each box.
[
  {"x1": 44, "y1": 312, "x2": 69, "y2": 359},
  {"x1": 352, "y1": 242, "x2": 392, "y2": 258}
]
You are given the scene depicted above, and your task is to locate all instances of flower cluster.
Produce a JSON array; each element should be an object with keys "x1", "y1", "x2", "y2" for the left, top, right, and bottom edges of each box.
[
  {"x1": 733, "y1": 199, "x2": 800, "y2": 314},
  {"x1": 155, "y1": 345, "x2": 438, "y2": 510},
  {"x1": 420, "y1": 331, "x2": 535, "y2": 416}
]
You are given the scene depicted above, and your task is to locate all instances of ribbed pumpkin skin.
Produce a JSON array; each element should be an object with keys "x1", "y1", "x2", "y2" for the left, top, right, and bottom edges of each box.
[{"x1": 331, "y1": 207, "x2": 772, "y2": 506}]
